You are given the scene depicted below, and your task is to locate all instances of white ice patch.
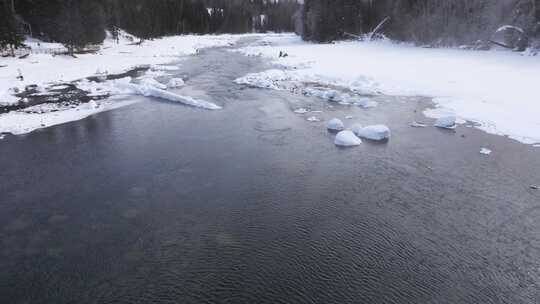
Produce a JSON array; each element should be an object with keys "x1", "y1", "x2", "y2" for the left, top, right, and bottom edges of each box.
[
  {"x1": 353, "y1": 124, "x2": 391, "y2": 141},
  {"x1": 434, "y1": 116, "x2": 457, "y2": 129},
  {"x1": 234, "y1": 69, "x2": 294, "y2": 90},
  {"x1": 327, "y1": 118, "x2": 345, "y2": 131},
  {"x1": 335, "y1": 130, "x2": 362, "y2": 147},
  {"x1": 306, "y1": 116, "x2": 320, "y2": 122},
  {"x1": 480, "y1": 148, "x2": 492, "y2": 155}
]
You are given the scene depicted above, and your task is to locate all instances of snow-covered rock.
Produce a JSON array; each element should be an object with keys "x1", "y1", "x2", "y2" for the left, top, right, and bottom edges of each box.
[
  {"x1": 352, "y1": 124, "x2": 391, "y2": 141},
  {"x1": 434, "y1": 116, "x2": 457, "y2": 129},
  {"x1": 327, "y1": 118, "x2": 345, "y2": 131},
  {"x1": 335, "y1": 130, "x2": 362, "y2": 147},
  {"x1": 167, "y1": 78, "x2": 185, "y2": 88}
]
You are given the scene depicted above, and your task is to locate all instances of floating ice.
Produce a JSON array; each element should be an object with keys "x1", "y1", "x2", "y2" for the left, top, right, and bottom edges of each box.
[
  {"x1": 294, "y1": 108, "x2": 309, "y2": 114},
  {"x1": 327, "y1": 118, "x2": 345, "y2": 131},
  {"x1": 480, "y1": 148, "x2": 492, "y2": 155},
  {"x1": 434, "y1": 116, "x2": 457, "y2": 129},
  {"x1": 353, "y1": 124, "x2": 390, "y2": 141},
  {"x1": 410, "y1": 121, "x2": 428, "y2": 128},
  {"x1": 115, "y1": 81, "x2": 221, "y2": 110},
  {"x1": 307, "y1": 116, "x2": 320, "y2": 122},
  {"x1": 335, "y1": 130, "x2": 362, "y2": 147}
]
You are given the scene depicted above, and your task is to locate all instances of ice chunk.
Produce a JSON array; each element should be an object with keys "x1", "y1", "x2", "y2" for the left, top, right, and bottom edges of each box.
[
  {"x1": 115, "y1": 81, "x2": 221, "y2": 110},
  {"x1": 327, "y1": 118, "x2": 345, "y2": 131},
  {"x1": 410, "y1": 121, "x2": 428, "y2": 128},
  {"x1": 294, "y1": 108, "x2": 309, "y2": 114},
  {"x1": 139, "y1": 77, "x2": 167, "y2": 90},
  {"x1": 306, "y1": 116, "x2": 320, "y2": 122},
  {"x1": 480, "y1": 148, "x2": 492, "y2": 155},
  {"x1": 434, "y1": 116, "x2": 457, "y2": 129},
  {"x1": 167, "y1": 78, "x2": 185, "y2": 88},
  {"x1": 335, "y1": 130, "x2": 362, "y2": 147},
  {"x1": 353, "y1": 124, "x2": 390, "y2": 141}
]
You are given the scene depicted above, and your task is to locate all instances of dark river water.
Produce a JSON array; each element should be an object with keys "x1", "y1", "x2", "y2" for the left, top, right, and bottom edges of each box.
[{"x1": 1, "y1": 40, "x2": 540, "y2": 304}]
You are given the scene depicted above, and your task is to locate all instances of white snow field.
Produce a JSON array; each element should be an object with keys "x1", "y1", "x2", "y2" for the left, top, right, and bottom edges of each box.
[
  {"x1": 235, "y1": 34, "x2": 540, "y2": 145},
  {"x1": 0, "y1": 32, "x2": 252, "y2": 135}
]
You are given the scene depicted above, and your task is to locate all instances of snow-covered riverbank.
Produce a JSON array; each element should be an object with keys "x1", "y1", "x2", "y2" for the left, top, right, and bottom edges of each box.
[
  {"x1": 235, "y1": 34, "x2": 540, "y2": 145},
  {"x1": 0, "y1": 32, "x2": 263, "y2": 135},
  {"x1": 0, "y1": 32, "x2": 240, "y2": 103}
]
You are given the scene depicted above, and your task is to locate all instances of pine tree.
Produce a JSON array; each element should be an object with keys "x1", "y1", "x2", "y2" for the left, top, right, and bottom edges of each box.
[{"x1": 0, "y1": 0, "x2": 24, "y2": 56}]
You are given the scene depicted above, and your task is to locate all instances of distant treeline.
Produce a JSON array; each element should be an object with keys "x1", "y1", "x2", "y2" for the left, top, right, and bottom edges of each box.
[
  {"x1": 301, "y1": 0, "x2": 540, "y2": 47},
  {"x1": 4, "y1": 0, "x2": 298, "y2": 48}
]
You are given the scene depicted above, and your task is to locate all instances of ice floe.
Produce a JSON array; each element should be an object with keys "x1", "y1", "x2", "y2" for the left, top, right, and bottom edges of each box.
[{"x1": 434, "y1": 116, "x2": 457, "y2": 129}]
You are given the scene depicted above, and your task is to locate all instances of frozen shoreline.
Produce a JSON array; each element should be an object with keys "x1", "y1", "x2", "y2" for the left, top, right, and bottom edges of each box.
[
  {"x1": 234, "y1": 34, "x2": 540, "y2": 145},
  {"x1": 0, "y1": 33, "x2": 268, "y2": 136}
]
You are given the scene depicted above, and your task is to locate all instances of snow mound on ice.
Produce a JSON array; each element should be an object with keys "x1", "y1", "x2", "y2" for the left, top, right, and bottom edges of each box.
[
  {"x1": 234, "y1": 69, "x2": 292, "y2": 90},
  {"x1": 335, "y1": 130, "x2": 362, "y2": 147},
  {"x1": 167, "y1": 78, "x2": 185, "y2": 88},
  {"x1": 353, "y1": 124, "x2": 391, "y2": 141},
  {"x1": 115, "y1": 80, "x2": 221, "y2": 110},
  {"x1": 434, "y1": 116, "x2": 457, "y2": 129},
  {"x1": 327, "y1": 118, "x2": 345, "y2": 131}
]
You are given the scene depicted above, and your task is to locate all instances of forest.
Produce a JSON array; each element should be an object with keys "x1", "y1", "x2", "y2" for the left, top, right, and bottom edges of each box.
[
  {"x1": 1, "y1": 0, "x2": 298, "y2": 52},
  {"x1": 2, "y1": 0, "x2": 540, "y2": 53},
  {"x1": 302, "y1": 0, "x2": 540, "y2": 48}
]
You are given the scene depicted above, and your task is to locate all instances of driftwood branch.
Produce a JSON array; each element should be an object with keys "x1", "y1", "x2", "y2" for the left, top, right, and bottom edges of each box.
[{"x1": 369, "y1": 17, "x2": 390, "y2": 41}]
